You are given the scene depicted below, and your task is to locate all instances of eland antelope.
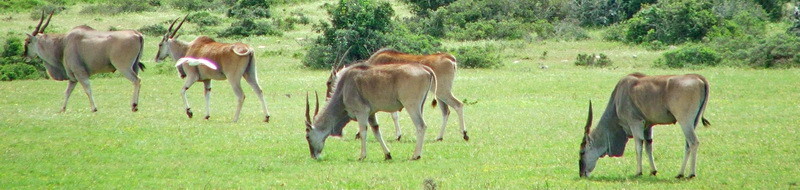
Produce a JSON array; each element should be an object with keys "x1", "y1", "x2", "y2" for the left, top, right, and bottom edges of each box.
[
  {"x1": 23, "y1": 11, "x2": 146, "y2": 112},
  {"x1": 579, "y1": 73, "x2": 711, "y2": 178},
  {"x1": 326, "y1": 48, "x2": 467, "y2": 141},
  {"x1": 307, "y1": 62, "x2": 437, "y2": 160},
  {"x1": 154, "y1": 17, "x2": 271, "y2": 122}
]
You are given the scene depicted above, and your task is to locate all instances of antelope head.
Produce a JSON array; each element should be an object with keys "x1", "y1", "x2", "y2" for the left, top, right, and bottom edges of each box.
[
  {"x1": 305, "y1": 92, "x2": 324, "y2": 159},
  {"x1": 154, "y1": 15, "x2": 186, "y2": 62},
  {"x1": 579, "y1": 101, "x2": 600, "y2": 178},
  {"x1": 23, "y1": 11, "x2": 53, "y2": 59},
  {"x1": 325, "y1": 46, "x2": 352, "y2": 100}
]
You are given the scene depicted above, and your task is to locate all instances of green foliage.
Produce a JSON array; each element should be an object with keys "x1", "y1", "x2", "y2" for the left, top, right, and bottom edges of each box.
[
  {"x1": 574, "y1": 53, "x2": 612, "y2": 67},
  {"x1": 0, "y1": 0, "x2": 46, "y2": 12},
  {"x1": 80, "y1": 0, "x2": 153, "y2": 14},
  {"x1": 448, "y1": 45, "x2": 502, "y2": 68},
  {"x1": 1, "y1": 37, "x2": 46, "y2": 81},
  {"x1": 304, "y1": 0, "x2": 441, "y2": 69},
  {"x1": 405, "y1": 0, "x2": 564, "y2": 40},
  {"x1": 553, "y1": 21, "x2": 590, "y2": 41},
  {"x1": 753, "y1": 0, "x2": 789, "y2": 21},
  {"x1": 622, "y1": 0, "x2": 720, "y2": 45},
  {"x1": 189, "y1": 11, "x2": 223, "y2": 27},
  {"x1": 568, "y1": 0, "x2": 624, "y2": 27},
  {"x1": 227, "y1": 0, "x2": 272, "y2": 19},
  {"x1": 656, "y1": 44, "x2": 721, "y2": 68},
  {"x1": 400, "y1": 0, "x2": 456, "y2": 17},
  {"x1": 217, "y1": 18, "x2": 282, "y2": 38},
  {"x1": 171, "y1": 0, "x2": 223, "y2": 11},
  {"x1": 746, "y1": 33, "x2": 800, "y2": 68},
  {"x1": 138, "y1": 24, "x2": 167, "y2": 36}
]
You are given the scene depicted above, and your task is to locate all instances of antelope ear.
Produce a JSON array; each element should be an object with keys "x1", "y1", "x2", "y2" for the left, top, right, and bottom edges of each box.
[{"x1": 584, "y1": 100, "x2": 593, "y2": 135}]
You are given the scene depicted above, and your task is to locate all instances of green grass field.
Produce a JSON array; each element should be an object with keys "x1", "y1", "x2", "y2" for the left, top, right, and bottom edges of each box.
[{"x1": 1, "y1": 1, "x2": 799, "y2": 189}]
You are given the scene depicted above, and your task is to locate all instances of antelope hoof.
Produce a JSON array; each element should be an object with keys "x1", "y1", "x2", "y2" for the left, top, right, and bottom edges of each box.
[
  {"x1": 91, "y1": 108, "x2": 98, "y2": 112},
  {"x1": 355, "y1": 133, "x2": 362, "y2": 139},
  {"x1": 687, "y1": 174, "x2": 696, "y2": 179},
  {"x1": 204, "y1": 115, "x2": 210, "y2": 120},
  {"x1": 264, "y1": 115, "x2": 270, "y2": 123},
  {"x1": 676, "y1": 174, "x2": 684, "y2": 179},
  {"x1": 635, "y1": 172, "x2": 643, "y2": 177},
  {"x1": 358, "y1": 156, "x2": 366, "y2": 161},
  {"x1": 186, "y1": 108, "x2": 193, "y2": 118},
  {"x1": 435, "y1": 137, "x2": 443, "y2": 141},
  {"x1": 132, "y1": 103, "x2": 138, "y2": 112},
  {"x1": 385, "y1": 153, "x2": 392, "y2": 160},
  {"x1": 651, "y1": 171, "x2": 658, "y2": 176},
  {"x1": 411, "y1": 155, "x2": 421, "y2": 160},
  {"x1": 395, "y1": 135, "x2": 402, "y2": 141}
]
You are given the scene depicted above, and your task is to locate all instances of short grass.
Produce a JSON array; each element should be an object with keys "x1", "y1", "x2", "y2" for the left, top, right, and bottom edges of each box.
[{"x1": 1, "y1": 1, "x2": 799, "y2": 189}]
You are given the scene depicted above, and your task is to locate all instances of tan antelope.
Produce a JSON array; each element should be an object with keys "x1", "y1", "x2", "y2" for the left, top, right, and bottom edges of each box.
[
  {"x1": 307, "y1": 62, "x2": 437, "y2": 160},
  {"x1": 154, "y1": 17, "x2": 271, "y2": 122},
  {"x1": 326, "y1": 48, "x2": 467, "y2": 141},
  {"x1": 579, "y1": 73, "x2": 711, "y2": 179},
  {"x1": 23, "y1": 12, "x2": 146, "y2": 112}
]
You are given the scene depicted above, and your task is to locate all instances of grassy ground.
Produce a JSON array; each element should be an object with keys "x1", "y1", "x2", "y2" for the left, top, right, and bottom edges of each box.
[{"x1": 1, "y1": 1, "x2": 799, "y2": 189}]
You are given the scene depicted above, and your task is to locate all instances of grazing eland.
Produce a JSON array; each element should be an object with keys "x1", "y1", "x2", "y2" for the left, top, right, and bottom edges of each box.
[
  {"x1": 326, "y1": 48, "x2": 467, "y2": 141},
  {"x1": 23, "y1": 11, "x2": 146, "y2": 112},
  {"x1": 154, "y1": 17, "x2": 271, "y2": 122},
  {"x1": 307, "y1": 62, "x2": 437, "y2": 160},
  {"x1": 579, "y1": 73, "x2": 711, "y2": 179}
]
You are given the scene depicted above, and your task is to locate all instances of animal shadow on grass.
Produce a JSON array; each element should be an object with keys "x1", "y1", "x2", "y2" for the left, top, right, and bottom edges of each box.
[{"x1": 580, "y1": 175, "x2": 683, "y2": 184}]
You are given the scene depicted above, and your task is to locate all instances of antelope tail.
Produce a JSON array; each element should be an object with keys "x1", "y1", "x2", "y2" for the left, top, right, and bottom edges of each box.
[
  {"x1": 428, "y1": 67, "x2": 438, "y2": 108},
  {"x1": 133, "y1": 34, "x2": 145, "y2": 73},
  {"x1": 696, "y1": 77, "x2": 711, "y2": 128}
]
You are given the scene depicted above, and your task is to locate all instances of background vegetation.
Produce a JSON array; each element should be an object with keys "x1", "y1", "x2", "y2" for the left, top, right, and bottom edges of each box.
[{"x1": 0, "y1": 0, "x2": 799, "y2": 188}]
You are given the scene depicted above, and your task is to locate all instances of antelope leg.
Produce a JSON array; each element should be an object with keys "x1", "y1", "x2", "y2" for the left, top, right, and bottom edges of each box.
[
  {"x1": 61, "y1": 81, "x2": 77, "y2": 112},
  {"x1": 202, "y1": 80, "x2": 211, "y2": 120},
  {"x1": 369, "y1": 114, "x2": 391, "y2": 160},
  {"x1": 77, "y1": 79, "x2": 97, "y2": 112}
]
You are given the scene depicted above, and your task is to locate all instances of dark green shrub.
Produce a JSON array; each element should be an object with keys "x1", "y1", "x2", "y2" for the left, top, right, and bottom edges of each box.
[
  {"x1": 400, "y1": 0, "x2": 456, "y2": 17},
  {"x1": 445, "y1": 19, "x2": 532, "y2": 41},
  {"x1": 0, "y1": 63, "x2": 41, "y2": 81},
  {"x1": 227, "y1": 0, "x2": 272, "y2": 19},
  {"x1": 553, "y1": 21, "x2": 590, "y2": 41},
  {"x1": 622, "y1": 0, "x2": 720, "y2": 45},
  {"x1": 189, "y1": 11, "x2": 222, "y2": 27},
  {"x1": 747, "y1": 33, "x2": 800, "y2": 68},
  {"x1": 574, "y1": 53, "x2": 612, "y2": 67},
  {"x1": 304, "y1": 0, "x2": 442, "y2": 69},
  {"x1": 171, "y1": 0, "x2": 222, "y2": 11},
  {"x1": 138, "y1": 24, "x2": 167, "y2": 36},
  {"x1": 448, "y1": 45, "x2": 502, "y2": 69},
  {"x1": 80, "y1": 0, "x2": 152, "y2": 14},
  {"x1": 656, "y1": 44, "x2": 721, "y2": 68},
  {"x1": 568, "y1": 0, "x2": 624, "y2": 27},
  {"x1": 217, "y1": 18, "x2": 282, "y2": 38}
]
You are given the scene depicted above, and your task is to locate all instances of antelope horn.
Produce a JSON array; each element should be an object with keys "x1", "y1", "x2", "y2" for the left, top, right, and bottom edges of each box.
[
  {"x1": 305, "y1": 92, "x2": 312, "y2": 127},
  {"x1": 39, "y1": 11, "x2": 54, "y2": 34},
  {"x1": 171, "y1": 14, "x2": 188, "y2": 38},
  {"x1": 314, "y1": 91, "x2": 320, "y2": 118},
  {"x1": 32, "y1": 10, "x2": 45, "y2": 35},
  {"x1": 584, "y1": 100, "x2": 593, "y2": 135},
  {"x1": 334, "y1": 46, "x2": 353, "y2": 69},
  {"x1": 166, "y1": 17, "x2": 179, "y2": 36}
]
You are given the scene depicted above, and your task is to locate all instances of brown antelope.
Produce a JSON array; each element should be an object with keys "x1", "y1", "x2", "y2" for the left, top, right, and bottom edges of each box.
[
  {"x1": 307, "y1": 62, "x2": 437, "y2": 160},
  {"x1": 154, "y1": 17, "x2": 271, "y2": 122},
  {"x1": 326, "y1": 48, "x2": 467, "y2": 141},
  {"x1": 23, "y1": 11, "x2": 145, "y2": 112},
  {"x1": 579, "y1": 73, "x2": 711, "y2": 179}
]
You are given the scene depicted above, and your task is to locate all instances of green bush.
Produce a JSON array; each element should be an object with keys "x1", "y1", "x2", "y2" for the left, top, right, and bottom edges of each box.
[
  {"x1": 138, "y1": 23, "x2": 167, "y2": 36},
  {"x1": 746, "y1": 33, "x2": 800, "y2": 68},
  {"x1": 568, "y1": 0, "x2": 624, "y2": 27},
  {"x1": 171, "y1": 0, "x2": 222, "y2": 11},
  {"x1": 448, "y1": 45, "x2": 502, "y2": 69},
  {"x1": 574, "y1": 53, "x2": 612, "y2": 67},
  {"x1": 189, "y1": 11, "x2": 222, "y2": 27},
  {"x1": 656, "y1": 44, "x2": 721, "y2": 68},
  {"x1": 622, "y1": 0, "x2": 719, "y2": 45},
  {"x1": 227, "y1": 0, "x2": 272, "y2": 19},
  {"x1": 217, "y1": 18, "x2": 282, "y2": 38},
  {"x1": 553, "y1": 21, "x2": 590, "y2": 41},
  {"x1": 405, "y1": 0, "x2": 564, "y2": 40},
  {"x1": 0, "y1": 63, "x2": 41, "y2": 81},
  {"x1": 304, "y1": 0, "x2": 441, "y2": 69},
  {"x1": 80, "y1": 0, "x2": 152, "y2": 14},
  {"x1": 400, "y1": 0, "x2": 456, "y2": 17}
]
